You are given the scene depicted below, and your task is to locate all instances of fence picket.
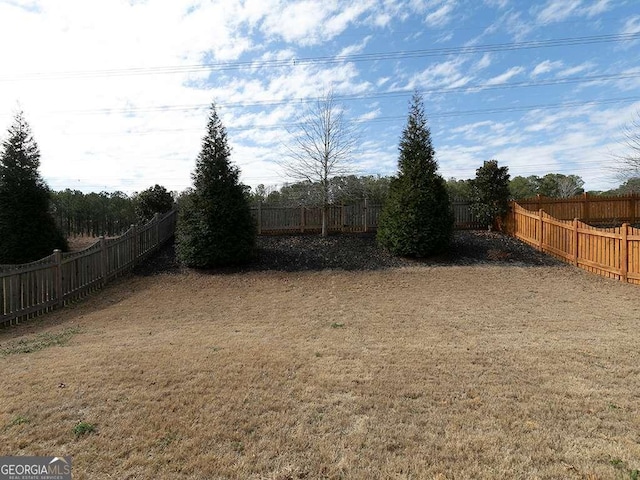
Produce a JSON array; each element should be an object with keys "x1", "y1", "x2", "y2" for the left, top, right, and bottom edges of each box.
[
  {"x1": 251, "y1": 200, "x2": 483, "y2": 234},
  {"x1": 509, "y1": 202, "x2": 640, "y2": 286},
  {"x1": 0, "y1": 209, "x2": 177, "y2": 326}
]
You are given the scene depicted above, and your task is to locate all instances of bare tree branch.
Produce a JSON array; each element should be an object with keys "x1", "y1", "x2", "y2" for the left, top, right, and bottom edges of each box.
[
  {"x1": 278, "y1": 90, "x2": 359, "y2": 235},
  {"x1": 613, "y1": 110, "x2": 640, "y2": 181}
]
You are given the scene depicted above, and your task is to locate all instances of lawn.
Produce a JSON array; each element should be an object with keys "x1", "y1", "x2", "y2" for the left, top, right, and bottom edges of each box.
[{"x1": 1, "y1": 264, "x2": 639, "y2": 479}]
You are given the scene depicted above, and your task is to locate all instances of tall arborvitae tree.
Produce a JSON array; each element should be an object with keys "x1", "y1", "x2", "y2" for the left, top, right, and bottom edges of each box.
[
  {"x1": 377, "y1": 93, "x2": 454, "y2": 257},
  {"x1": 176, "y1": 102, "x2": 256, "y2": 267},
  {"x1": 469, "y1": 160, "x2": 511, "y2": 231},
  {"x1": 0, "y1": 112, "x2": 68, "y2": 264}
]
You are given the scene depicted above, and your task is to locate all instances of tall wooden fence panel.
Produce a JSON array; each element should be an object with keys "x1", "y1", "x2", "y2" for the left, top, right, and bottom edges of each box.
[
  {"x1": 509, "y1": 203, "x2": 640, "y2": 285},
  {"x1": 0, "y1": 210, "x2": 177, "y2": 327},
  {"x1": 515, "y1": 193, "x2": 640, "y2": 225},
  {"x1": 252, "y1": 200, "x2": 479, "y2": 234}
]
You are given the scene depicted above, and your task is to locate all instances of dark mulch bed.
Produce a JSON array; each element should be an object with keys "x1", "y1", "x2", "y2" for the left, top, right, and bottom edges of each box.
[{"x1": 134, "y1": 231, "x2": 563, "y2": 276}]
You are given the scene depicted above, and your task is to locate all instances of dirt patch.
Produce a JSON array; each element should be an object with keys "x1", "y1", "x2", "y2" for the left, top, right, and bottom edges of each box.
[
  {"x1": 66, "y1": 236, "x2": 100, "y2": 252},
  {"x1": 134, "y1": 231, "x2": 561, "y2": 275}
]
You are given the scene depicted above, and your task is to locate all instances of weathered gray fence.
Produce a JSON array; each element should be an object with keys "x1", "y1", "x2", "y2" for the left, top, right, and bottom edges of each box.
[
  {"x1": 251, "y1": 200, "x2": 482, "y2": 234},
  {"x1": 1, "y1": 210, "x2": 177, "y2": 327}
]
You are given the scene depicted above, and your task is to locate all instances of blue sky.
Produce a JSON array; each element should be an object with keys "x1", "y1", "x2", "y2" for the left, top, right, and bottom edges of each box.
[{"x1": 0, "y1": 0, "x2": 639, "y2": 194}]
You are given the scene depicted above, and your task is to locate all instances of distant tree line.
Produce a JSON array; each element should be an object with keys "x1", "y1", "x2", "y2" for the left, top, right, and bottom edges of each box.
[
  {"x1": 600, "y1": 177, "x2": 640, "y2": 195},
  {"x1": 446, "y1": 173, "x2": 586, "y2": 201},
  {"x1": 249, "y1": 172, "x2": 591, "y2": 206},
  {"x1": 51, "y1": 185, "x2": 175, "y2": 237},
  {"x1": 248, "y1": 175, "x2": 391, "y2": 206}
]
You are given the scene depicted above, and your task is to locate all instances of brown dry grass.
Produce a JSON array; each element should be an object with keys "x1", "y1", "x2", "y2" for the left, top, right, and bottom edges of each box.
[{"x1": 1, "y1": 265, "x2": 640, "y2": 479}]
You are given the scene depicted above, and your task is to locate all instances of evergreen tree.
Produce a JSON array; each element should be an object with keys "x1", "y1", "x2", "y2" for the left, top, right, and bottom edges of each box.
[
  {"x1": 134, "y1": 184, "x2": 174, "y2": 222},
  {"x1": 176, "y1": 103, "x2": 256, "y2": 267},
  {"x1": 377, "y1": 93, "x2": 454, "y2": 257},
  {"x1": 0, "y1": 112, "x2": 67, "y2": 264},
  {"x1": 469, "y1": 160, "x2": 511, "y2": 230}
]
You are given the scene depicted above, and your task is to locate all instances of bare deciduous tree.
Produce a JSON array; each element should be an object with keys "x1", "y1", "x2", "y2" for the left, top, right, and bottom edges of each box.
[
  {"x1": 614, "y1": 111, "x2": 640, "y2": 180},
  {"x1": 279, "y1": 90, "x2": 358, "y2": 236}
]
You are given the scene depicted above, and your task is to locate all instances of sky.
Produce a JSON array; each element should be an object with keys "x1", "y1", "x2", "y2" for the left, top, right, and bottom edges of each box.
[{"x1": 0, "y1": 0, "x2": 639, "y2": 195}]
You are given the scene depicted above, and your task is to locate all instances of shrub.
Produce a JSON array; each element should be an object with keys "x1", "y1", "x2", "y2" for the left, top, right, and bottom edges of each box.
[
  {"x1": 176, "y1": 103, "x2": 256, "y2": 267},
  {"x1": 377, "y1": 93, "x2": 453, "y2": 257},
  {"x1": 469, "y1": 160, "x2": 511, "y2": 230}
]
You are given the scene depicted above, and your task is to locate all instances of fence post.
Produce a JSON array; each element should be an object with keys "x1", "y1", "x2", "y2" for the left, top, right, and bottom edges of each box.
[
  {"x1": 629, "y1": 194, "x2": 636, "y2": 224},
  {"x1": 130, "y1": 224, "x2": 138, "y2": 263},
  {"x1": 582, "y1": 192, "x2": 590, "y2": 223},
  {"x1": 621, "y1": 223, "x2": 628, "y2": 283},
  {"x1": 341, "y1": 202, "x2": 345, "y2": 232},
  {"x1": 53, "y1": 249, "x2": 63, "y2": 307},
  {"x1": 153, "y1": 213, "x2": 160, "y2": 248},
  {"x1": 99, "y1": 236, "x2": 107, "y2": 286},
  {"x1": 538, "y1": 209, "x2": 544, "y2": 251},
  {"x1": 300, "y1": 205, "x2": 305, "y2": 234},
  {"x1": 363, "y1": 198, "x2": 368, "y2": 233},
  {"x1": 257, "y1": 201, "x2": 262, "y2": 235},
  {"x1": 573, "y1": 218, "x2": 579, "y2": 266}
]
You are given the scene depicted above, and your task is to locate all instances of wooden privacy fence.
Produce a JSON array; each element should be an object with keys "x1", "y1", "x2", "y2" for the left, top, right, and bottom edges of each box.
[
  {"x1": 515, "y1": 193, "x2": 640, "y2": 225},
  {"x1": 0, "y1": 210, "x2": 177, "y2": 327},
  {"x1": 508, "y1": 203, "x2": 640, "y2": 285},
  {"x1": 252, "y1": 200, "x2": 482, "y2": 234}
]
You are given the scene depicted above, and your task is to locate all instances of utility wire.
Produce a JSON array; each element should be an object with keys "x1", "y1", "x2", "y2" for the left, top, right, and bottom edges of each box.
[
  {"x1": 2, "y1": 32, "x2": 639, "y2": 81},
  {"x1": 55, "y1": 96, "x2": 640, "y2": 136},
  {"x1": 46, "y1": 71, "x2": 640, "y2": 116}
]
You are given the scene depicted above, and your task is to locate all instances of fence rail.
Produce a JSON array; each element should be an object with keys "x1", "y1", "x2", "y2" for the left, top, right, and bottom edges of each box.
[
  {"x1": 1, "y1": 210, "x2": 177, "y2": 327},
  {"x1": 507, "y1": 203, "x2": 640, "y2": 285},
  {"x1": 515, "y1": 193, "x2": 640, "y2": 225},
  {"x1": 251, "y1": 200, "x2": 483, "y2": 234}
]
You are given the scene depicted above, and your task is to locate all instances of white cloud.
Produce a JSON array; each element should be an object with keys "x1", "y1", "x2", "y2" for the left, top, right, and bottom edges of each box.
[
  {"x1": 473, "y1": 53, "x2": 492, "y2": 72},
  {"x1": 535, "y1": 0, "x2": 615, "y2": 24},
  {"x1": 357, "y1": 108, "x2": 381, "y2": 122},
  {"x1": 402, "y1": 57, "x2": 469, "y2": 90},
  {"x1": 259, "y1": 0, "x2": 372, "y2": 46},
  {"x1": 556, "y1": 62, "x2": 594, "y2": 78},
  {"x1": 483, "y1": 0, "x2": 509, "y2": 8},
  {"x1": 531, "y1": 60, "x2": 564, "y2": 77},
  {"x1": 260, "y1": 1, "x2": 334, "y2": 45},
  {"x1": 535, "y1": 0, "x2": 584, "y2": 24},
  {"x1": 584, "y1": 0, "x2": 613, "y2": 17},
  {"x1": 502, "y1": 11, "x2": 535, "y2": 41},
  {"x1": 337, "y1": 36, "x2": 372, "y2": 57},
  {"x1": 622, "y1": 15, "x2": 640, "y2": 35},
  {"x1": 425, "y1": 2, "x2": 456, "y2": 27},
  {"x1": 484, "y1": 66, "x2": 524, "y2": 86}
]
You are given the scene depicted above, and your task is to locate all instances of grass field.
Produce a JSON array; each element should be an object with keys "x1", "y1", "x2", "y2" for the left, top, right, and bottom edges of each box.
[{"x1": 1, "y1": 264, "x2": 640, "y2": 479}]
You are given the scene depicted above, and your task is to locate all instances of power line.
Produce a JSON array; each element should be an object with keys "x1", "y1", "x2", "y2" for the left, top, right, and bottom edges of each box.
[
  {"x1": 2, "y1": 32, "x2": 639, "y2": 82},
  {"x1": 56, "y1": 95, "x2": 639, "y2": 136},
  {"x1": 44, "y1": 71, "x2": 640, "y2": 117}
]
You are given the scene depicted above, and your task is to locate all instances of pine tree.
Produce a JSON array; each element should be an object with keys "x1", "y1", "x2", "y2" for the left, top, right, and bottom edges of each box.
[
  {"x1": 469, "y1": 160, "x2": 511, "y2": 230},
  {"x1": 377, "y1": 93, "x2": 454, "y2": 257},
  {"x1": 176, "y1": 103, "x2": 256, "y2": 267},
  {"x1": 0, "y1": 112, "x2": 68, "y2": 264}
]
